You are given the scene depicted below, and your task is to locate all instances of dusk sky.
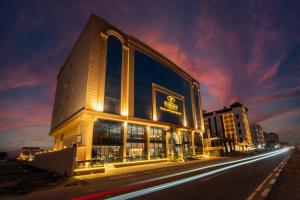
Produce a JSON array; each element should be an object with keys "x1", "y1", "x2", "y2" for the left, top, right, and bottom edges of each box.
[{"x1": 0, "y1": 0, "x2": 299, "y2": 151}]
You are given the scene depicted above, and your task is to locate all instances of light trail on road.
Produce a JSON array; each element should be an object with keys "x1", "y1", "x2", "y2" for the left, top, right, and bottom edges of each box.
[
  {"x1": 106, "y1": 148, "x2": 289, "y2": 200},
  {"x1": 71, "y1": 148, "x2": 289, "y2": 200},
  {"x1": 129, "y1": 148, "x2": 288, "y2": 186}
]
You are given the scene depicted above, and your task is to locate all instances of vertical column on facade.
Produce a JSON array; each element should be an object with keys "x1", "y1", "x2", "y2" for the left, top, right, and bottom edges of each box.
[
  {"x1": 201, "y1": 132, "x2": 205, "y2": 155},
  {"x1": 121, "y1": 45, "x2": 129, "y2": 116},
  {"x1": 191, "y1": 131, "x2": 195, "y2": 155},
  {"x1": 197, "y1": 83, "x2": 205, "y2": 131},
  {"x1": 97, "y1": 32, "x2": 108, "y2": 112},
  {"x1": 53, "y1": 135, "x2": 59, "y2": 151},
  {"x1": 84, "y1": 117, "x2": 94, "y2": 164},
  {"x1": 177, "y1": 130, "x2": 183, "y2": 159},
  {"x1": 123, "y1": 122, "x2": 127, "y2": 162},
  {"x1": 165, "y1": 130, "x2": 169, "y2": 159},
  {"x1": 128, "y1": 46, "x2": 135, "y2": 117},
  {"x1": 146, "y1": 126, "x2": 150, "y2": 160},
  {"x1": 190, "y1": 83, "x2": 197, "y2": 130}
]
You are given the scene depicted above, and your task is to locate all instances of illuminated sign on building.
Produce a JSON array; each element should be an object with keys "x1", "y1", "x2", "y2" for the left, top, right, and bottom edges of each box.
[
  {"x1": 159, "y1": 95, "x2": 182, "y2": 116},
  {"x1": 155, "y1": 88, "x2": 184, "y2": 125}
]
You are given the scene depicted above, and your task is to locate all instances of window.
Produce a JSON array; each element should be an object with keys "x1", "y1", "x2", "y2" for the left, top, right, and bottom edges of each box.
[
  {"x1": 236, "y1": 114, "x2": 239, "y2": 119},
  {"x1": 194, "y1": 132, "x2": 202, "y2": 154},
  {"x1": 104, "y1": 36, "x2": 122, "y2": 114},
  {"x1": 239, "y1": 129, "x2": 242, "y2": 135},
  {"x1": 126, "y1": 124, "x2": 146, "y2": 161},
  {"x1": 134, "y1": 50, "x2": 194, "y2": 127},
  {"x1": 182, "y1": 131, "x2": 191, "y2": 157},
  {"x1": 92, "y1": 120, "x2": 123, "y2": 163},
  {"x1": 237, "y1": 122, "x2": 240, "y2": 127},
  {"x1": 150, "y1": 127, "x2": 166, "y2": 159}
]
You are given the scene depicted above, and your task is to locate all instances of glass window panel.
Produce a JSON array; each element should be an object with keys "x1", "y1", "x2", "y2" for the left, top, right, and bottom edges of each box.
[
  {"x1": 92, "y1": 120, "x2": 123, "y2": 163},
  {"x1": 104, "y1": 36, "x2": 122, "y2": 114},
  {"x1": 134, "y1": 50, "x2": 194, "y2": 127}
]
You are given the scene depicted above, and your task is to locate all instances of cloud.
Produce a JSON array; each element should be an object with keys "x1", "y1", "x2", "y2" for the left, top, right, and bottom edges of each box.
[{"x1": 251, "y1": 86, "x2": 300, "y2": 105}]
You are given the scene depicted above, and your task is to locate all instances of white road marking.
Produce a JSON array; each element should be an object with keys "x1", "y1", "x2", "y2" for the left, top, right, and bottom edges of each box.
[
  {"x1": 129, "y1": 149, "x2": 287, "y2": 186},
  {"x1": 106, "y1": 149, "x2": 288, "y2": 200}
]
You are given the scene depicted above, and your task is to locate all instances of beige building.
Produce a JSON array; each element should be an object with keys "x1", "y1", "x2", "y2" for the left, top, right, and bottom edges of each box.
[
  {"x1": 50, "y1": 15, "x2": 205, "y2": 167},
  {"x1": 250, "y1": 123, "x2": 265, "y2": 149},
  {"x1": 203, "y1": 102, "x2": 253, "y2": 156}
]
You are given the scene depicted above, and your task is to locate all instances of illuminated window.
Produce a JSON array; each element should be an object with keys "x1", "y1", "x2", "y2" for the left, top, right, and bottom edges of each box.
[
  {"x1": 92, "y1": 120, "x2": 123, "y2": 163},
  {"x1": 126, "y1": 124, "x2": 146, "y2": 161},
  {"x1": 181, "y1": 131, "x2": 191, "y2": 157},
  {"x1": 150, "y1": 127, "x2": 166, "y2": 159}
]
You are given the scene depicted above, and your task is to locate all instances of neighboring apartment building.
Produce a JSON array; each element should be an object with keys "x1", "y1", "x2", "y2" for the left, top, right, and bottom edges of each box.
[
  {"x1": 264, "y1": 132, "x2": 280, "y2": 149},
  {"x1": 50, "y1": 15, "x2": 205, "y2": 166},
  {"x1": 203, "y1": 102, "x2": 252, "y2": 156},
  {"x1": 250, "y1": 123, "x2": 265, "y2": 149}
]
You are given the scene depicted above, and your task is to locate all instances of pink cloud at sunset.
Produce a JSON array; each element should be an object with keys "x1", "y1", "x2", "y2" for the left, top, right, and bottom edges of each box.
[{"x1": 0, "y1": 0, "x2": 300, "y2": 151}]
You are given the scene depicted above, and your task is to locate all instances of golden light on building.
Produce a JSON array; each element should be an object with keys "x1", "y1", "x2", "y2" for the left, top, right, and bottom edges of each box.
[{"x1": 49, "y1": 15, "x2": 205, "y2": 168}]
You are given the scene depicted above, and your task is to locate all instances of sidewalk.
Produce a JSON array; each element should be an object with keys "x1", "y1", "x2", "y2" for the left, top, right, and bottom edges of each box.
[
  {"x1": 0, "y1": 156, "x2": 228, "y2": 200},
  {"x1": 267, "y1": 147, "x2": 300, "y2": 200},
  {"x1": 75, "y1": 157, "x2": 224, "y2": 180}
]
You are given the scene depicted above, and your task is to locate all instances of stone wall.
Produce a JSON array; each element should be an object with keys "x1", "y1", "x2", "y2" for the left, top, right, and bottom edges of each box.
[{"x1": 31, "y1": 147, "x2": 76, "y2": 176}]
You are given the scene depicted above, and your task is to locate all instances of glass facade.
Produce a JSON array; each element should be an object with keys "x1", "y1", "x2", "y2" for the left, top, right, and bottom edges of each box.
[
  {"x1": 126, "y1": 124, "x2": 147, "y2": 161},
  {"x1": 156, "y1": 90, "x2": 184, "y2": 125},
  {"x1": 181, "y1": 131, "x2": 191, "y2": 157},
  {"x1": 149, "y1": 127, "x2": 166, "y2": 159},
  {"x1": 194, "y1": 132, "x2": 202, "y2": 154},
  {"x1": 104, "y1": 36, "x2": 122, "y2": 114},
  {"x1": 92, "y1": 120, "x2": 123, "y2": 163},
  {"x1": 134, "y1": 50, "x2": 194, "y2": 127},
  {"x1": 168, "y1": 132, "x2": 180, "y2": 157}
]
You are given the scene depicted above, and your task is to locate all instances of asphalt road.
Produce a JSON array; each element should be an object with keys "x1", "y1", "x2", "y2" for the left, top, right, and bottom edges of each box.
[
  {"x1": 3, "y1": 148, "x2": 292, "y2": 200},
  {"x1": 125, "y1": 150, "x2": 291, "y2": 200}
]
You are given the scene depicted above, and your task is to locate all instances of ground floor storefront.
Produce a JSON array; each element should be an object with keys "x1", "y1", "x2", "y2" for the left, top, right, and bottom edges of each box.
[
  {"x1": 52, "y1": 111, "x2": 204, "y2": 168},
  {"x1": 91, "y1": 119, "x2": 203, "y2": 165}
]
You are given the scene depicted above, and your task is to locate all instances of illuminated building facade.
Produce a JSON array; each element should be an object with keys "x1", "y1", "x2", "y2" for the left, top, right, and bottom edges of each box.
[
  {"x1": 203, "y1": 102, "x2": 252, "y2": 155},
  {"x1": 49, "y1": 15, "x2": 204, "y2": 165},
  {"x1": 250, "y1": 123, "x2": 265, "y2": 149}
]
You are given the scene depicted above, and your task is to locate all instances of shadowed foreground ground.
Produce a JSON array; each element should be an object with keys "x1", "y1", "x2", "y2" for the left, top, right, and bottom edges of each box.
[{"x1": 267, "y1": 147, "x2": 300, "y2": 200}]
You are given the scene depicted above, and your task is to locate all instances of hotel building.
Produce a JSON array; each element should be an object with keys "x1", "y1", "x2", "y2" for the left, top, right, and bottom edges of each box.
[
  {"x1": 250, "y1": 123, "x2": 265, "y2": 149},
  {"x1": 203, "y1": 102, "x2": 252, "y2": 156},
  {"x1": 49, "y1": 15, "x2": 205, "y2": 165}
]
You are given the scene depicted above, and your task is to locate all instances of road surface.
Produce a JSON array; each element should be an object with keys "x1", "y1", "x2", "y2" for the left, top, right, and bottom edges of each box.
[{"x1": 3, "y1": 148, "x2": 292, "y2": 200}]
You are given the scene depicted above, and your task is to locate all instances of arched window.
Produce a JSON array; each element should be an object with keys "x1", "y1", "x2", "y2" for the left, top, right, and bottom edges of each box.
[{"x1": 104, "y1": 35, "x2": 122, "y2": 114}]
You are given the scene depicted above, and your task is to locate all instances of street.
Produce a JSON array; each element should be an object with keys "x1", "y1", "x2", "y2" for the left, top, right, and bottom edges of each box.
[{"x1": 4, "y1": 148, "x2": 291, "y2": 200}]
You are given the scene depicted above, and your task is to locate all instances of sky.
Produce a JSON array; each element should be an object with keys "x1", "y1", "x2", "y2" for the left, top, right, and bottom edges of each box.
[{"x1": 0, "y1": 0, "x2": 299, "y2": 151}]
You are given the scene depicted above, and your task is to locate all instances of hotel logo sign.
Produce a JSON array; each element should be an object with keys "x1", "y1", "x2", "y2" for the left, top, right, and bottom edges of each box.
[{"x1": 159, "y1": 95, "x2": 182, "y2": 116}]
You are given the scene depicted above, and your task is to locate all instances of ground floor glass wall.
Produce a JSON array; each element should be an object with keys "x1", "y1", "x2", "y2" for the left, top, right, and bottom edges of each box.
[
  {"x1": 149, "y1": 127, "x2": 166, "y2": 159},
  {"x1": 126, "y1": 124, "x2": 146, "y2": 161},
  {"x1": 181, "y1": 131, "x2": 191, "y2": 157},
  {"x1": 92, "y1": 120, "x2": 123, "y2": 163},
  {"x1": 194, "y1": 132, "x2": 202, "y2": 154},
  {"x1": 91, "y1": 119, "x2": 201, "y2": 163}
]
